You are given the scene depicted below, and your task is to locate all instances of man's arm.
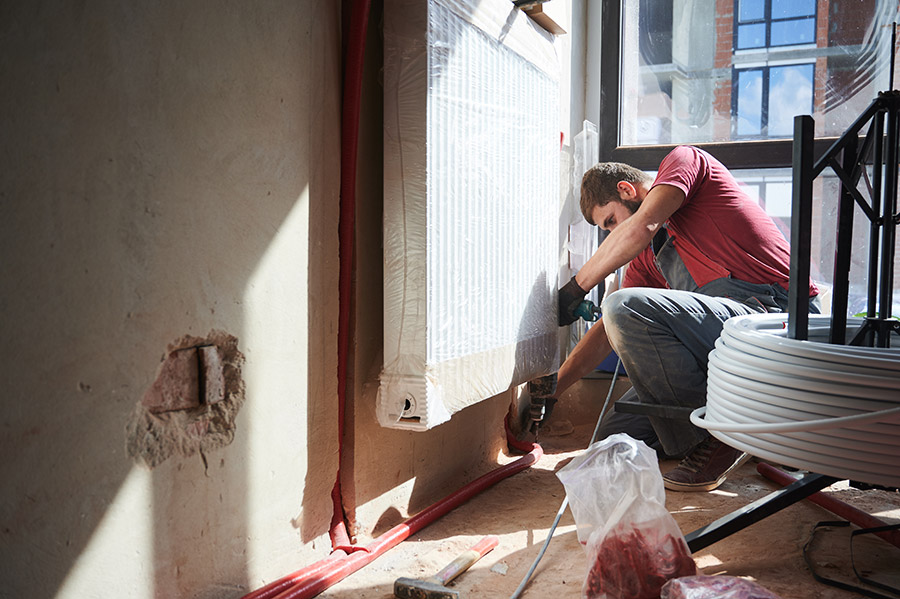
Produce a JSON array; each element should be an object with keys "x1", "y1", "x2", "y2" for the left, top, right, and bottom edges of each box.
[
  {"x1": 575, "y1": 184, "x2": 686, "y2": 292},
  {"x1": 555, "y1": 315, "x2": 614, "y2": 397}
]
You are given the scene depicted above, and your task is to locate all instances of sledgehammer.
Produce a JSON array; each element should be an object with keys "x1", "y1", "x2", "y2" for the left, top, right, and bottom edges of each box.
[{"x1": 393, "y1": 535, "x2": 499, "y2": 599}]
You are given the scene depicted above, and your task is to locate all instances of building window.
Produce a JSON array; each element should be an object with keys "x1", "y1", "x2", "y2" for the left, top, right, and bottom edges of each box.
[
  {"x1": 733, "y1": 62, "x2": 815, "y2": 138},
  {"x1": 603, "y1": 0, "x2": 897, "y2": 168},
  {"x1": 732, "y1": 0, "x2": 817, "y2": 140},
  {"x1": 735, "y1": 0, "x2": 817, "y2": 50}
]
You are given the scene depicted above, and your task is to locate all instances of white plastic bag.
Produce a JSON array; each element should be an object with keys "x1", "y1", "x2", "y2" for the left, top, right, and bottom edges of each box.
[
  {"x1": 557, "y1": 433, "x2": 696, "y2": 599},
  {"x1": 661, "y1": 575, "x2": 781, "y2": 598}
]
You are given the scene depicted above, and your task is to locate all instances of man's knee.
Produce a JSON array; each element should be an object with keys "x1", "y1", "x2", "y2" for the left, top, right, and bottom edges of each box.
[{"x1": 601, "y1": 288, "x2": 645, "y2": 334}]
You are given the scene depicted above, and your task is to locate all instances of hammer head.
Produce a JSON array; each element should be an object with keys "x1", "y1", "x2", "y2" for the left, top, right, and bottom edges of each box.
[{"x1": 393, "y1": 576, "x2": 459, "y2": 599}]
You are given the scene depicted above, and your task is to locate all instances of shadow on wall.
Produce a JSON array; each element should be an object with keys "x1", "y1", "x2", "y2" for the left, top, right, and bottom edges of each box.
[{"x1": 0, "y1": 2, "x2": 340, "y2": 598}]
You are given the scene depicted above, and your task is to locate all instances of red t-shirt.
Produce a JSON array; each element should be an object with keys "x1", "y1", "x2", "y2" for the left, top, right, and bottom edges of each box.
[{"x1": 624, "y1": 146, "x2": 818, "y2": 298}]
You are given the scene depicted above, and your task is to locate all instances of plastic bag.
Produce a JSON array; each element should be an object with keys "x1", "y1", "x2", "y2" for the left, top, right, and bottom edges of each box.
[
  {"x1": 661, "y1": 575, "x2": 781, "y2": 598},
  {"x1": 557, "y1": 433, "x2": 697, "y2": 599}
]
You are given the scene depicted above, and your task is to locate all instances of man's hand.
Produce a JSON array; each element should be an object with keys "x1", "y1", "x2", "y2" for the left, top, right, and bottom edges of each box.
[
  {"x1": 528, "y1": 374, "x2": 558, "y2": 432},
  {"x1": 558, "y1": 276, "x2": 587, "y2": 326}
]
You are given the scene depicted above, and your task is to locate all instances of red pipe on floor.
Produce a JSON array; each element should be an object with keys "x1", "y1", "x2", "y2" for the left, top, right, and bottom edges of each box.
[
  {"x1": 243, "y1": 445, "x2": 543, "y2": 599},
  {"x1": 756, "y1": 462, "x2": 900, "y2": 549}
]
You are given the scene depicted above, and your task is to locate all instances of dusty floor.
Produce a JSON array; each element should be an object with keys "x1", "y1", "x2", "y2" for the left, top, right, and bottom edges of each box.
[{"x1": 318, "y1": 387, "x2": 900, "y2": 599}]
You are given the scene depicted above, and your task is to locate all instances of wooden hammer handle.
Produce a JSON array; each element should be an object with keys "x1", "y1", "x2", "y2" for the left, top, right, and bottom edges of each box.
[{"x1": 431, "y1": 535, "x2": 499, "y2": 586}]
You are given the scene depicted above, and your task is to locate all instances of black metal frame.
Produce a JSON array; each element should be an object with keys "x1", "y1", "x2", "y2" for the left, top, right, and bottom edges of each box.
[
  {"x1": 789, "y1": 91, "x2": 900, "y2": 347},
  {"x1": 686, "y1": 90, "x2": 899, "y2": 551}
]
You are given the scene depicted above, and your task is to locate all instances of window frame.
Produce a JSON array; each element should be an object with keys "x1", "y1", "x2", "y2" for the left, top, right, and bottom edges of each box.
[{"x1": 598, "y1": 0, "x2": 837, "y2": 170}]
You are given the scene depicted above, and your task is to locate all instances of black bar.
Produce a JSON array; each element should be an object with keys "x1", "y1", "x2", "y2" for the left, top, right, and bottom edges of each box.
[
  {"x1": 597, "y1": 0, "x2": 620, "y2": 162},
  {"x1": 685, "y1": 474, "x2": 839, "y2": 552},
  {"x1": 891, "y1": 23, "x2": 897, "y2": 92},
  {"x1": 830, "y1": 134, "x2": 857, "y2": 345},
  {"x1": 868, "y1": 110, "x2": 884, "y2": 323},
  {"x1": 879, "y1": 95, "x2": 899, "y2": 346},
  {"x1": 789, "y1": 115, "x2": 814, "y2": 341},
  {"x1": 604, "y1": 138, "x2": 841, "y2": 171}
]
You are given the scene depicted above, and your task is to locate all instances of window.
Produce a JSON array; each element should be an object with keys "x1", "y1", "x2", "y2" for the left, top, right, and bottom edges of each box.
[
  {"x1": 597, "y1": 0, "x2": 899, "y2": 308},
  {"x1": 733, "y1": 0, "x2": 817, "y2": 140},
  {"x1": 735, "y1": 0, "x2": 817, "y2": 50},
  {"x1": 603, "y1": 0, "x2": 898, "y2": 168},
  {"x1": 733, "y1": 63, "x2": 815, "y2": 138}
]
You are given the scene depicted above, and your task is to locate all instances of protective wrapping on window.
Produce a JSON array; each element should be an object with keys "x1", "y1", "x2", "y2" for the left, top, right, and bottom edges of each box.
[{"x1": 379, "y1": 0, "x2": 561, "y2": 430}]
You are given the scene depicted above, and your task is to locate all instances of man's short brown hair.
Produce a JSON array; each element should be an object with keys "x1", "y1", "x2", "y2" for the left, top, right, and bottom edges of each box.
[{"x1": 580, "y1": 162, "x2": 653, "y2": 225}]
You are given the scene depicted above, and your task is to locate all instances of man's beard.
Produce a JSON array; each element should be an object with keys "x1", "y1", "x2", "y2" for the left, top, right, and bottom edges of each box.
[{"x1": 621, "y1": 198, "x2": 641, "y2": 215}]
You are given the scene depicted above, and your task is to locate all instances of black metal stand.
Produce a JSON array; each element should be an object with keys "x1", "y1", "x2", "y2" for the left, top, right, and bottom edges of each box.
[
  {"x1": 790, "y1": 91, "x2": 900, "y2": 347},
  {"x1": 686, "y1": 88, "x2": 900, "y2": 551}
]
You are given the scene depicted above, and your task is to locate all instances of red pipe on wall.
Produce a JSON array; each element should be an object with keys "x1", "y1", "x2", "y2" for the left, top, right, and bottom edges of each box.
[
  {"x1": 331, "y1": 0, "x2": 372, "y2": 550},
  {"x1": 756, "y1": 462, "x2": 900, "y2": 549}
]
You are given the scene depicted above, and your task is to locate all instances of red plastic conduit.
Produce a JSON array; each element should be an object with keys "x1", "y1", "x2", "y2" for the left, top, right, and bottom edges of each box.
[
  {"x1": 242, "y1": 445, "x2": 543, "y2": 599},
  {"x1": 757, "y1": 462, "x2": 900, "y2": 549},
  {"x1": 330, "y1": 0, "x2": 372, "y2": 551}
]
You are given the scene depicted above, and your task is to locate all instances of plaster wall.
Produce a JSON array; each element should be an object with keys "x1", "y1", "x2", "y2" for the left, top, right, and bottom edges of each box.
[
  {"x1": 1, "y1": 1, "x2": 589, "y2": 596},
  {"x1": 1, "y1": 2, "x2": 341, "y2": 597}
]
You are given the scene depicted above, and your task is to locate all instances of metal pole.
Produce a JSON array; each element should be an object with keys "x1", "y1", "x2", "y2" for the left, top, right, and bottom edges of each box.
[
  {"x1": 891, "y1": 23, "x2": 897, "y2": 92},
  {"x1": 830, "y1": 135, "x2": 857, "y2": 345},
  {"x1": 868, "y1": 109, "x2": 884, "y2": 323},
  {"x1": 879, "y1": 96, "x2": 899, "y2": 347},
  {"x1": 789, "y1": 115, "x2": 814, "y2": 341}
]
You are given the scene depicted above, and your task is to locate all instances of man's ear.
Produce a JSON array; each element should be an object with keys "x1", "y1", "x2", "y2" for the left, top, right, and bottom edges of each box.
[{"x1": 617, "y1": 181, "x2": 637, "y2": 200}]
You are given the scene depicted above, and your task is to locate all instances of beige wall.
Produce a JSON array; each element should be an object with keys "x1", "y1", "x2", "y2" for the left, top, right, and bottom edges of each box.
[
  {"x1": 0, "y1": 1, "x2": 586, "y2": 597},
  {"x1": 1, "y1": 2, "x2": 342, "y2": 597}
]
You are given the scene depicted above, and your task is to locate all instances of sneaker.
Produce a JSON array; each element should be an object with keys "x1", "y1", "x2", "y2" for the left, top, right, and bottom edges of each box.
[{"x1": 663, "y1": 437, "x2": 750, "y2": 492}]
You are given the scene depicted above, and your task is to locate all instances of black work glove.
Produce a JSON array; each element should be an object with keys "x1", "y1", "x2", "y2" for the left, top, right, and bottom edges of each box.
[{"x1": 558, "y1": 276, "x2": 587, "y2": 326}]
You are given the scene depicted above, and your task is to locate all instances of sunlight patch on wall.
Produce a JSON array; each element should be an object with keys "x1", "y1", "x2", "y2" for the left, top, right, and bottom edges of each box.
[
  {"x1": 242, "y1": 186, "x2": 312, "y2": 578},
  {"x1": 55, "y1": 467, "x2": 154, "y2": 599}
]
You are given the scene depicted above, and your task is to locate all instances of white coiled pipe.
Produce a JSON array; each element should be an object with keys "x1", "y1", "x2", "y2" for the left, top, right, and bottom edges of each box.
[{"x1": 692, "y1": 314, "x2": 900, "y2": 487}]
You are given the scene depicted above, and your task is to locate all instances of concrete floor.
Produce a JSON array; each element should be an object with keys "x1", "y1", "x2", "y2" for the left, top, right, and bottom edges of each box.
[{"x1": 317, "y1": 377, "x2": 900, "y2": 599}]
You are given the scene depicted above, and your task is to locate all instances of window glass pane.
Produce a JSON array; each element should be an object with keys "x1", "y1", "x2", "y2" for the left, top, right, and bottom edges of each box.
[
  {"x1": 770, "y1": 17, "x2": 816, "y2": 46},
  {"x1": 762, "y1": 181, "x2": 793, "y2": 216},
  {"x1": 735, "y1": 70, "x2": 763, "y2": 136},
  {"x1": 739, "y1": 0, "x2": 765, "y2": 22},
  {"x1": 737, "y1": 23, "x2": 767, "y2": 49},
  {"x1": 638, "y1": 0, "x2": 673, "y2": 65},
  {"x1": 768, "y1": 64, "x2": 814, "y2": 136},
  {"x1": 730, "y1": 167, "x2": 898, "y2": 316},
  {"x1": 773, "y1": 0, "x2": 816, "y2": 19},
  {"x1": 619, "y1": 0, "x2": 897, "y2": 146}
]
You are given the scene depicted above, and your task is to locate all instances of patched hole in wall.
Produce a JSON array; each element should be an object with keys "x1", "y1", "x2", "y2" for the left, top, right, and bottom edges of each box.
[{"x1": 126, "y1": 330, "x2": 245, "y2": 468}]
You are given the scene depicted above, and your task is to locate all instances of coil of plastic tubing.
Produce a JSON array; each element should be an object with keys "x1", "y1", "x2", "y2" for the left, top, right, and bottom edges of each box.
[{"x1": 692, "y1": 314, "x2": 900, "y2": 488}]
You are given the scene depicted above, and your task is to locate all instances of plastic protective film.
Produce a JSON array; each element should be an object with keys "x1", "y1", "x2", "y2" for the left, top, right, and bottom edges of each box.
[{"x1": 379, "y1": 0, "x2": 561, "y2": 430}]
